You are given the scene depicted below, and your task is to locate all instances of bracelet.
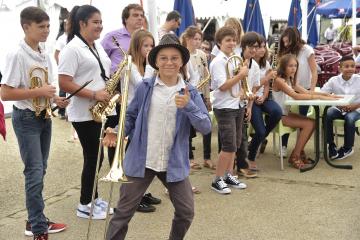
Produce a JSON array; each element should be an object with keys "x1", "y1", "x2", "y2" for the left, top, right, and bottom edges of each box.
[{"x1": 92, "y1": 91, "x2": 96, "y2": 100}]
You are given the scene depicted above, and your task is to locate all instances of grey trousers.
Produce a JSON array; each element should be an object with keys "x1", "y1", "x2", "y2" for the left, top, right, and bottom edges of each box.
[{"x1": 106, "y1": 168, "x2": 194, "y2": 240}]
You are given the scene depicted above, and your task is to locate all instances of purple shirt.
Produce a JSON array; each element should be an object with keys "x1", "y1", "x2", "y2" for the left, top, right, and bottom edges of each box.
[{"x1": 101, "y1": 27, "x2": 131, "y2": 74}]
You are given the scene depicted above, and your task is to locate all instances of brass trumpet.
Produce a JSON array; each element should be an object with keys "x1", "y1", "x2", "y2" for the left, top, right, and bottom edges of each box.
[
  {"x1": 225, "y1": 55, "x2": 253, "y2": 99},
  {"x1": 29, "y1": 66, "x2": 52, "y2": 118}
]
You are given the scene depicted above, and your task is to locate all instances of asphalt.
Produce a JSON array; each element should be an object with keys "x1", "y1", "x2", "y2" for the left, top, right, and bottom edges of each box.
[{"x1": 0, "y1": 117, "x2": 359, "y2": 240}]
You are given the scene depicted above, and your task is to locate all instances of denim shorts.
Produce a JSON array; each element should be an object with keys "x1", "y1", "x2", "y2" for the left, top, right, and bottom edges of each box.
[{"x1": 214, "y1": 108, "x2": 244, "y2": 152}]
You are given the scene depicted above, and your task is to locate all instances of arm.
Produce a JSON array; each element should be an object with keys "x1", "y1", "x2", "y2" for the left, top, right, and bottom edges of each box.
[
  {"x1": 54, "y1": 50, "x2": 60, "y2": 65},
  {"x1": 1, "y1": 84, "x2": 56, "y2": 101},
  {"x1": 308, "y1": 54, "x2": 318, "y2": 91},
  {"x1": 219, "y1": 65, "x2": 248, "y2": 91}
]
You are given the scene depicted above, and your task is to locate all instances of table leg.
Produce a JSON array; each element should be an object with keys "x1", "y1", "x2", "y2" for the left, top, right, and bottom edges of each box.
[
  {"x1": 322, "y1": 106, "x2": 352, "y2": 169},
  {"x1": 300, "y1": 106, "x2": 320, "y2": 172}
]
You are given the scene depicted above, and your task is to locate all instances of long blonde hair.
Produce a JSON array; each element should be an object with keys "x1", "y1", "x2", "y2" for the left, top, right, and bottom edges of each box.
[
  {"x1": 128, "y1": 29, "x2": 154, "y2": 76},
  {"x1": 224, "y1": 17, "x2": 244, "y2": 45}
]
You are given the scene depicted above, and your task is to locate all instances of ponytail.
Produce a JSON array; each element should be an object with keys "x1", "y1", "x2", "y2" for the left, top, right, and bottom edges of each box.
[{"x1": 67, "y1": 5, "x2": 100, "y2": 43}]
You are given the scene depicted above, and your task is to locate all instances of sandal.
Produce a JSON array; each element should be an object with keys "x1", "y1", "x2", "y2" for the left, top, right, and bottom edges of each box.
[
  {"x1": 192, "y1": 186, "x2": 201, "y2": 194},
  {"x1": 300, "y1": 151, "x2": 315, "y2": 164},
  {"x1": 288, "y1": 155, "x2": 305, "y2": 169},
  {"x1": 237, "y1": 168, "x2": 257, "y2": 178},
  {"x1": 203, "y1": 160, "x2": 216, "y2": 170},
  {"x1": 190, "y1": 161, "x2": 202, "y2": 170}
]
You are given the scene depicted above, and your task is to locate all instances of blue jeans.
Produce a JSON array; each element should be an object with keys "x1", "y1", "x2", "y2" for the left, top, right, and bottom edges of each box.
[
  {"x1": 282, "y1": 105, "x2": 309, "y2": 147},
  {"x1": 12, "y1": 106, "x2": 52, "y2": 235},
  {"x1": 325, "y1": 107, "x2": 360, "y2": 149},
  {"x1": 248, "y1": 100, "x2": 282, "y2": 161}
]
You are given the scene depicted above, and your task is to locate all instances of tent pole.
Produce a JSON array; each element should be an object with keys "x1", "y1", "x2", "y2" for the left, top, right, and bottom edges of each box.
[
  {"x1": 301, "y1": 0, "x2": 308, "y2": 41},
  {"x1": 352, "y1": 0, "x2": 356, "y2": 47},
  {"x1": 202, "y1": 17, "x2": 213, "y2": 33}
]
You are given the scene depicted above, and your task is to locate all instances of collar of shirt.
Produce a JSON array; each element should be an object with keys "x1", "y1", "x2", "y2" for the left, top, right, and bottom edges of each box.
[
  {"x1": 154, "y1": 74, "x2": 186, "y2": 90},
  {"x1": 340, "y1": 74, "x2": 355, "y2": 86},
  {"x1": 73, "y1": 35, "x2": 92, "y2": 49},
  {"x1": 217, "y1": 50, "x2": 231, "y2": 61},
  {"x1": 119, "y1": 27, "x2": 131, "y2": 37}
]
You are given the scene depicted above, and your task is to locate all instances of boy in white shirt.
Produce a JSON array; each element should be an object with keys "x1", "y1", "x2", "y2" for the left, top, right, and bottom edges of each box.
[
  {"x1": 210, "y1": 27, "x2": 249, "y2": 194},
  {"x1": 0, "y1": 7, "x2": 68, "y2": 240},
  {"x1": 321, "y1": 56, "x2": 360, "y2": 160}
]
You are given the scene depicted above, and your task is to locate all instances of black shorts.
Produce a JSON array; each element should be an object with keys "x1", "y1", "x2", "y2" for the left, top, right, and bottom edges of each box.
[{"x1": 214, "y1": 108, "x2": 244, "y2": 152}]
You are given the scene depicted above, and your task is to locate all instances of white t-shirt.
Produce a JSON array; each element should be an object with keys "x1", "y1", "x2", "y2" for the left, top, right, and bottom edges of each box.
[
  {"x1": 1, "y1": 39, "x2": 54, "y2": 111},
  {"x1": 55, "y1": 33, "x2": 67, "y2": 51},
  {"x1": 127, "y1": 62, "x2": 154, "y2": 105},
  {"x1": 257, "y1": 61, "x2": 271, "y2": 97},
  {"x1": 248, "y1": 60, "x2": 261, "y2": 93},
  {"x1": 296, "y1": 44, "x2": 314, "y2": 89},
  {"x1": 58, "y1": 35, "x2": 112, "y2": 122},
  {"x1": 210, "y1": 50, "x2": 241, "y2": 109}
]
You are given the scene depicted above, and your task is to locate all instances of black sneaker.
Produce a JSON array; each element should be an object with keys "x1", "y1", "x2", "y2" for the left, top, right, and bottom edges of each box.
[
  {"x1": 136, "y1": 201, "x2": 156, "y2": 213},
  {"x1": 211, "y1": 178, "x2": 231, "y2": 194},
  {"x1": 336, "y1": 147, "x2": 354, "y2": 160},
  {"x1": 142, "y1": 193, "x2": 161, "y2": 205},
  {"x1": 224, "y1": 174, "x2": 247, "y2": 189},
  {"x1": 328, "y1": 144, "x2": 338, "y2": 160}
]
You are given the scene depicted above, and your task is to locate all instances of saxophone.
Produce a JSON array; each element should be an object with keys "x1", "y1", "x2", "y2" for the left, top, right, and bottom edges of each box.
[
  {"x1": 90, "y1": 37, "x2": 128, "y2": 122},
  {"x1": 196, "y1": 58, "x2": 211, "y2": 90}
]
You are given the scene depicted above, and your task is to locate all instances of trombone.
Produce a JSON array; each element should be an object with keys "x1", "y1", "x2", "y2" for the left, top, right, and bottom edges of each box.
[{"x1": 86, "y1": 53, "x2": 132, "y2": 240}]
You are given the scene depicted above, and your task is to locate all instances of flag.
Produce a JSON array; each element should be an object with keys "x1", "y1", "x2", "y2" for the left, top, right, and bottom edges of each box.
[
  {"x1": 288, "y1": 0, "x2": 302, "y2": 29},
  {"x1": 243, "y1": 0, "x2": 265, "y2": 37},
  {"x1": 173, "y1": 0, "x2": 195, "y2": 36}
]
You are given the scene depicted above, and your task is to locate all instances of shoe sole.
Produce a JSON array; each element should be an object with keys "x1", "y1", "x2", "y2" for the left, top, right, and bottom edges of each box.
[
  {"x1": 227, "y1": 184, "x2": 247, "y2": 189},
  {"x1": 211, "y1": 186, "x2": 231, "y2": 194},
  {"x1": 76, "y1": 210, "x2": 106, "y2": 220},
  {"x1": 336, "y1": 149, "x2": 354, "y2": 160},
  {"x1": 24, "y1": 227, "x2": 66, "y2": 237}
]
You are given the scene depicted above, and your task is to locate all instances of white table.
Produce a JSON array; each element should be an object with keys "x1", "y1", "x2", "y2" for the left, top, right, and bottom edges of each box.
[{"x1": 285, "y1": 95, "x2": 355, "y2": 172}]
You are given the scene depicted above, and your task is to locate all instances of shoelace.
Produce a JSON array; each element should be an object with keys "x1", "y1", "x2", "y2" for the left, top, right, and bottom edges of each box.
[
  {"x1": 226, "y1": 175, "x2": 240, "y2": 184},
  {"x1": 217, "y1": 179, "x2": 228, "y2": 189}
]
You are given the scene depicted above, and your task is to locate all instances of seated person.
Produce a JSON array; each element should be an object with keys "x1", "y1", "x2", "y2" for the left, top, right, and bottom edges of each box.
[{"x1": 321, "y1": 56, "x2": 360, "y2": 160}]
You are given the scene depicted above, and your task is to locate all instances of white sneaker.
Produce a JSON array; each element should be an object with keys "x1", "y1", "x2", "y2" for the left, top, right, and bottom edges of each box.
[
  {"x1": 76, "y1": 203, "x2": 106, "y2": 220},
  {"x1": 279, "y1": 146, "x2": 288, "y2": 158},
  {"x1": 224, "y1": 174, "x2": 247, "y2": 189},
  {"x1": 95, "y1": 198, "x2": 114, "y2": 215},
  {"x1": 211, "y1": 178, "x2": 231, "y2": 194}
]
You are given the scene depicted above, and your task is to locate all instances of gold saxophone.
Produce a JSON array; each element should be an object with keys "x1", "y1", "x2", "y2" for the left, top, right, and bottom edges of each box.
[
  {"x1": 225, "y1": 55, "x2": 253, "y2": 99},
  {"x1": 29, "y1": 66, "x2": 52, "y2": 118},
  {"x1": 90, "y1": 36, "x2": 128, "y2": 122},
  {"x1": 196, "y1": 58, "x2": 211, "y2": 90}
]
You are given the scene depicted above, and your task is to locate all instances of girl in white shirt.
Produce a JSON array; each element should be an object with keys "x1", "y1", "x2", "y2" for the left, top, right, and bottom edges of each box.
[
  {"x1": 272, "y1": 54, "x2": 337, "y2": 169},
  {"x1": 278, "y1": 27, "x2": 318, "y2": 156},
  {"x1": 127, "y1": 29, "x2": 155, "y2": 104},
  {"x1": 58, "y1": 5, "x2": 113, "y2": 220},
  {"x1": 181, "y1": 26, "x2": 214, "y2": 170}
]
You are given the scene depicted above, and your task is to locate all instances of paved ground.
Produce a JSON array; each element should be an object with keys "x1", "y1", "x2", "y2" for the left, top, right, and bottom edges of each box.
[{"x1": 0, "y1": 117, "x2": 359, "y2": 240}]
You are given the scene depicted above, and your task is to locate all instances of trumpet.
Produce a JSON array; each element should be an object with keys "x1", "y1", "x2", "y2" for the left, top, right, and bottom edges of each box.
[
  {"x1": 86, "y1": 55, "x2": 132, "y2": 240},
  {"x1": 29, "y1": 66, "x2": 53, "y2": 118},
  {"x1": 196, "y1": 58, "x2": 211, "y2": 90},
  {"x1": 225, "y1": 55, "x2": 253, "y2": 100}
]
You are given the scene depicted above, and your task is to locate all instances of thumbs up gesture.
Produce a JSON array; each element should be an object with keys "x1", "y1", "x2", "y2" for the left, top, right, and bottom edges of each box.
[{"x1": 175, "y1": 86, "x2": 190, "y2": 108}]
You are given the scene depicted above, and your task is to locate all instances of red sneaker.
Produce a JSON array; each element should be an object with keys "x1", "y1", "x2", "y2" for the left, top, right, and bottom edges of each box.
[{"x1": 25, "y1": 219, "x2": 67, "y2": 236}]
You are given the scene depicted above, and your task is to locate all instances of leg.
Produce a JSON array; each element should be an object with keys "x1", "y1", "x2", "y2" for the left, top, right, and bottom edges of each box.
[
  {"x1": 158, "y1": 174, "x2": 194, "y2": 240},
  {"x1": 282, "y1": 113, "x2": 315, "y2": 158},
  {"x1": 262, "y1": 100, "x2": 282, "y2": 135},
  {"x1": 12, "y1": 109, "x2": 49, "y2": 235},
  {"x1": 236, "y1": 123, "x2": 249, "y2": 170},
  {"x1": 248, "y1": 104, "x2": 266, "y2": 162},
  {"x1": 106, "y1": 169, "x2": 156, "y2": 240},
  {"x1": 72, "y1": 121, "x2": 103, "y2": 205},
  {"x1": 343, "y1": 111, "x2": 360, "y2": 149},
  {"x1": 325, "y1": 107, "x2": 343, "y2": 146}
]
